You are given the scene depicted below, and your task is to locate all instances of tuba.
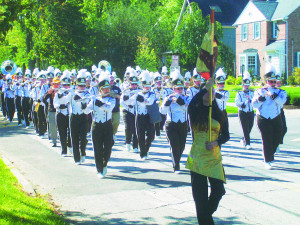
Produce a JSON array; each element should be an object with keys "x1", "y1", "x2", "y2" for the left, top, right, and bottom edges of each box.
[
  {"x1": 98, "y1": 60, "x2": 112, "y2": 73},
  {"x1": 1, "y1": 60, "x2": 17, "y2": 75}
]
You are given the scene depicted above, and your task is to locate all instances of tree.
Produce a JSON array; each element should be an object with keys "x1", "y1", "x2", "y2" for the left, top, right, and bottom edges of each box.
[{"x1": 135, "y1": 36, "x2": 158, "y2": 71}]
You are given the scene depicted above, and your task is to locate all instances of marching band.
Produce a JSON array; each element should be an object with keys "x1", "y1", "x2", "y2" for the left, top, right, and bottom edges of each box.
[{"x1": 0, "y1": 60, "x2": 287, "y2": 176}]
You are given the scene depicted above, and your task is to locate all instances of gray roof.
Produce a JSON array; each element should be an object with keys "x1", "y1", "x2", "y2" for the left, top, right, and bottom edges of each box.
[
  {"x1": 272, "y1": 0, "x2": 300, "y2": 20},
  {"x1": 252, "y1": 1, "x2": 278, "y2": 20}
]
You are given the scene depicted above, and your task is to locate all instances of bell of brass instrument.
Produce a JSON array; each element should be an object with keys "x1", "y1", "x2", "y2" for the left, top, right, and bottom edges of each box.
[{"x1": 1, "y1": 60, "x2": 17, "y2": 75}]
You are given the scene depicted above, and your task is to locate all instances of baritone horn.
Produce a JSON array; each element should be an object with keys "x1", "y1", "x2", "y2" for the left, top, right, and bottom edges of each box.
[{"x1": 1, "y1": 60, "x2": 17, "y2": 75}]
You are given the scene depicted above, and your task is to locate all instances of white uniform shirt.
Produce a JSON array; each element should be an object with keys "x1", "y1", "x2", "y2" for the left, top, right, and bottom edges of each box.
[
  {"x1": 161, "y1": 94, "x2": 188, "y2": 123},
  {"x1": 53, "y1": 89, "x2": 70, "y2": 116},
  {"x1": 186, "y1": 86, "x2": 200, "y2": 103},
  {"x1": 89, "y1": 85, "x2": 99, "y2": 99},
  {"x1": 67, "y1": 90, "x2": 91, "y2": 115},
  {"x1": 127, "y1": 90, "x2": 156, "y2": 115},
  {"x1": 39, "y1": 83, "x2": 50, "y2": 102},
  {"x1": 21, "y1": 81, "x2": 31, "y2": 98},
  {"x1": 11, "y1": 82, "x2": 22, "y2": 97},
  {"x1": 276, "y1": 89, "x2": 287, "y2": 110},
  {"x1": 86, "y1": 96, "x2": 116, "y2": 123},
  {"x1": 252, "y1": 87, "x2": 285, "y2": 119},
  {"x1": 3, "y1": 83, "x2": 15, "y2": 98},
  {"x1": 30, "y1": 85, "x2": 41, "y2": 102},
  {"x1": 215, "y1": 89, "x2": 229, "y2": 111},
  {"x1": 120, "y1": 88, "x2": 139, "y2": 114},
  {"x1": 235, "y1": 90, "x2": 254, "y2": 112},
  {"x1": 120, "y1": 81, "x2": 130, "y2": 92}
]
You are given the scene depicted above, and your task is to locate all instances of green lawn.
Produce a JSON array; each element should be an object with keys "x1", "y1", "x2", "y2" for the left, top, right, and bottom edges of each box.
[
  {"x1": 0, "y1": 158, "x2": 66, "y2": 225},
  {"x1": 226, "y1": 105, "x2": 238, "y2": 114}
]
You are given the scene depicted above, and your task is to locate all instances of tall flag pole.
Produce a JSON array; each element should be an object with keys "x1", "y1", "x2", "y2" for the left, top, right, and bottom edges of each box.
[{"x1": 196, "y1": 9, "x2": 218, "y2": 142}]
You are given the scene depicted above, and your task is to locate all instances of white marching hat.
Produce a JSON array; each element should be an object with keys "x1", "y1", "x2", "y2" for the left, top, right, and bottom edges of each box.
[
  {"x1": 215, "y1": 68, "x2": 227, "y2": 84},
  {"x1": 140, "y1": 70, "x2": 152, "y2": 87}
]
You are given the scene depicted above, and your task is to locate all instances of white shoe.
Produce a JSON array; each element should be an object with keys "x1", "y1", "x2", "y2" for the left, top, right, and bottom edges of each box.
[
  {"x1": 68, "y1": 147, "x2": 73, "y2": 155},
  {"x1": 141, "y1": 156, "x2": 148, "y2": 160},
  {"x1": 264, "y1": 162, "x2": 272, "y2": 170},
  {"x1": 246, "y1": 145, "x2": 252, "y2": 150},
  {"x1": 81, "y1": 156, "x2": 86, "y2": 163},
  {"x1": 25, "y1": 126, "x2": 29, "y2": 129},
  {"x1": 240, "y1": 139, "x2": 245, "y2": 148},
  {"x1": 174, "y1": 170, "x2": 181, "y2": 174},
  {"x1": 97, "y1": 172, "x2": 105, "y2": 179},
  {"x1": 61, "y1": 154, "x2": 67, "y2": 157},
  {"x1": 133, "y1": 148, "x2": 139, "y2": 153},
  {"x1": 276, "y1": 146, "x2": 280, "y2": 154},
  {"x1": 75, "y1": 162, "x2": 81, "y2": 165},
  {"x1": 103, "y1": 167, "x2": 107, "y2": 176},
  {"x1": 125, "y1": 144, "x2": 131, "y2": 152}
]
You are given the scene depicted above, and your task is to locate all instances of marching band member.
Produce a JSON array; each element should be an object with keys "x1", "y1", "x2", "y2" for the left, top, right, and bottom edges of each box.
[
  {"x1": 186, "y1": 78, "x2": 229, "y2": 225},
  {"x1": 214, "y1": 68, "x2": 229, "y2": 113},
  {"x1": 37, "y1": 71, "x2": 48, "y2": 137},
  {"x1": 67, "y1": 70, "x2": 90, "y2": 164},
  {"x1": 120, "y1": 70, "x2": 140, "y2": 152},
  {"x1": 252, "y1": 63, "x2": 285, "y2": 169},
  {"x1": 11, "y1": 68, "x2": 24, "y2": 126},
  {"x1": 53, "y1": 70, "x2": 72, "y2": 156},
  {"x1": 86, "y1": 74, "x2": 116, "y2": 178},
  {"x1": 184, "y1": 71, "x2": 192, "y2": 94},
  {"x1": 70, "y1": 69, "x2": 77, "y2": 90},
  {"x1": 43, "y1": 77, "x2": 60, "y2": 147},
  {"x1": 235, "y1": 71, "x2": 254, "y2": 149},
  {"x1": 187, "y1": 68, "x2": 203, "y2": 103},
  {"x1": 152, "y1": 72, "x2": 168, "y2": 138},
  {"x1": 54, "y1": 68, "x2": 62, "y2": 78},
  {"x1": 127, "y1": 70, "x2": 156, "y2": 160},
  {"x1": 29, "y1": 68, "x2": 39, "y2": 127},
  {"x1": 21, "y1": 69, "x2": 32, "y2": 128},
  {"x1": 120, "y1": 67, "x2": 131, "y2": 92},
  {"x1": 275, "y1": 74, "x2": 287, "y2": 152},
  {"x1": 3, "y1": 75, "x2": 15, "y2": 123},
  {"x1": 30, "y1": 71, "x2": 43, "y2": 134},
  {"x1": 0, "y1": 73, "x2": 7, "y2": 119},
  {"x1": 109, "y1": 72, "x2": 122, "y2": 138},
  {"x1": 161, "y1": 70, "x2": 189, "y2": 173}
]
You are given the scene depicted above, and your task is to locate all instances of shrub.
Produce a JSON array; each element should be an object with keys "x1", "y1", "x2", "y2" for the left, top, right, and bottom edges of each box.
[
  {"x1": 287, "y1": 76, "x2": 296, "y2": 86},
  {"x1": 290, "y1": 95, "x2": 300, "y2": 106},
  {"x1": 235, "y1": 76, "x2": 242, "y2": 85},
  {"x1": 225, "y1": 76, "x2": 236, "y2": 85}
]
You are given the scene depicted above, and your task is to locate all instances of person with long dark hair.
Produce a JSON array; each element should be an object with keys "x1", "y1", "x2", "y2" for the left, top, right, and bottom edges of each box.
[{"x1": 186, "y1": 78, "x2": 230, "y2": 225}]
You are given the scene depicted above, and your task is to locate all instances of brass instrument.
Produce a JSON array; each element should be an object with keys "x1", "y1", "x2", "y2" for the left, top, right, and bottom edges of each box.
[{"x1": 1, "y1": 60, "x2": 17, "y2": 75}]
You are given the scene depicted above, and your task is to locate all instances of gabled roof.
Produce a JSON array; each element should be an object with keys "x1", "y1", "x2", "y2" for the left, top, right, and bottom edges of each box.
[
  {"x1": 272, "y1": 0, "x2": 300, "y2": 20},
  {"x1": 191, "y1": 0, "x2": 248, "y2": 26},
  {"x1": 252, "y1": 1, "x2": 278, "y2": 20}
]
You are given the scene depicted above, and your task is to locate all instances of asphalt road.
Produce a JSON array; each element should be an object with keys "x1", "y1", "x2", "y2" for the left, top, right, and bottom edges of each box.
[{"x1": 0, "y1": 110, "x2": 299, "y2": 225}]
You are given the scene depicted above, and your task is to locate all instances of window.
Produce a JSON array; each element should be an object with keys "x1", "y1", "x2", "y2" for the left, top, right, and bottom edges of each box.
[
  {"x1": 298, "y1": 52, "x2": 300, "y2": 67},
  {"x1": 248, "y1": 55, "x2": 257, "y2": 75},
  {"x1": 239, "y1": 55, "x2": 246, "y2": 74},
  {"x1": 273, "y1": 21, "x2": 278, "y2": 38},
  {"x1": 253, "y1": 22, "x2": 260, "y2": 39},
  {"x1": 241, "y1": 24, "x2": 248, "y2": 41},
  {"x1": 239, "y1": 53, "x2": 258, "y2": 75}
]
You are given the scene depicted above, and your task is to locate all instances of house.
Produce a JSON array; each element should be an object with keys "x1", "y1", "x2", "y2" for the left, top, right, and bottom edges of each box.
[
  {"x1": 192, "y1": 0, "x2": 248, "y2": 55},
  {"x1": 233, "y1": 0, "x2": 300, "y2": 79}
]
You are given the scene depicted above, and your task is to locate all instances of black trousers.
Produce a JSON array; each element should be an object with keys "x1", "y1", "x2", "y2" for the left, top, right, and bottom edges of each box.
[
  {"x1": 22, "y1": 97, "x2": 30, "y2": 126},
  {"x1": 70, "y1": 114, "x2": 88, "y2": 163},
  {"x1": 280, "y1": 109, "x2": 287, "y2": 144},
  {"x1": 87, "y1": 113, "x2": 92, "y2": 133},
  {"x1": 92, "y1": 120, "x2": 114, "y2": 173},
  {"x1": 15, "y1": 96, "x2": 23, "y2": 124},
  {"x1": 155, "y1": 114, "x2": 166, "y2": 136},
  {"x1": 166, "y1": 121, "x2": 188, "y2": 171},
  {"x1": 238, "y1": 111, "x2": 254, "y2": 145},
  {"x1": 1, "y1": 93, "x2": 7, "y2": 117},
  {"x1": 5, "y1": 97, "x2": 15, "y2": 121},
  {"x1": 123, "y1": 110, "x2": 138, "y2": 148},
  {"x1": 191, "y1": 171, "x2": 225, "y2": 225},
  {"x1": 56, "y1": 113, "x2": 71, "y2": 155},
  {"x1": 257, "y1": 115, "x2": 283, "y2": 162},
  {"x1": 37, "y1": 104, "x2": 47, "y2": 135},
  {"x1": 136, "y1": 114, "x2": 155, "y2": 158},
  {"x1": 29, "y1": 98, "x2": 33, "y2": 122},
  {"x1": 33, "y1": 105, "x2": 39, "y2": 133}
]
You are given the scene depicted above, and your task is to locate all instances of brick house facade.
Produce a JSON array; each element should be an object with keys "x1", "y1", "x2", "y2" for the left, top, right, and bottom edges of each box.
[{"x1": 234, "y1": 0, "x2": 300, "y2": 80}]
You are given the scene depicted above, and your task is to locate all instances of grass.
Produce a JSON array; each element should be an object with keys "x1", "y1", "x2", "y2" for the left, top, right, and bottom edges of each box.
[
  {"x1": 0, "y1": 158, "x2": 66, "y2": 225},
  {"x1": 226, "y1": 106, "x2": 238, "y2": 114}
]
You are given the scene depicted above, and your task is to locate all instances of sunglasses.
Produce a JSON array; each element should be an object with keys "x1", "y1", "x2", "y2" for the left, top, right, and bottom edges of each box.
[
  {"x1": 175, "y1": 87, "x2": 183, "y2": 90},
  {"x1": 78, "y1": 85, "x2": 86, "y2": 87},
  {"x1": 268, "y1": 80, "x2": 276, "y2": 84}
]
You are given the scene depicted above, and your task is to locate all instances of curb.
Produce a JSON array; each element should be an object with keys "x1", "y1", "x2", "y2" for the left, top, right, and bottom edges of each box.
[
  {"x1": 1, "y1": 156, "x2": 36, "y2": 196},
  {"x1": 228, "y1": 113, "x2": 238, "y2": 117}
]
